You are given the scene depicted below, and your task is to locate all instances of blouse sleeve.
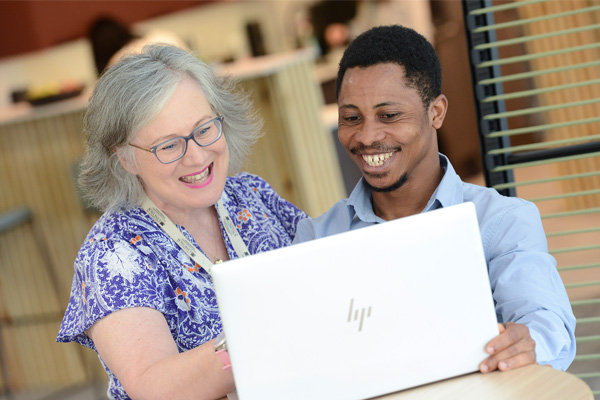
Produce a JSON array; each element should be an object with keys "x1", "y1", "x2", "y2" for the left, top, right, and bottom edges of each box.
[
  {"x1": 245, "y1": 174, "x2": 309, "y2": 239},
  {"x1": 57, "y1": 236, "x2": 168, "y2": 348}
]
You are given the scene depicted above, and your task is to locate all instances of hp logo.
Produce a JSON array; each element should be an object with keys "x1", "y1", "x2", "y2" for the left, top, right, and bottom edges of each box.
[{"x1": 347, "y1": 298, "x2": 372, "y2": 332}]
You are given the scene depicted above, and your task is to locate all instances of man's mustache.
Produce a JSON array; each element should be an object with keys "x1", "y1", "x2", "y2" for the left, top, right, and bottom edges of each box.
[{"x1": 350, "y1": 143, "x2": 400, "y2": 154}]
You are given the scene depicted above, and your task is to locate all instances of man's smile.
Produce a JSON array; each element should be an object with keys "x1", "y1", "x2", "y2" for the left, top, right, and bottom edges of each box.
[{"x1": 361, "y1": 151, "x2": 395, "y2": 167}]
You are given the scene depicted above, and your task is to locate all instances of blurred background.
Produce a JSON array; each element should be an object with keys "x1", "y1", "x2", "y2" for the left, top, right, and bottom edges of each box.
[{"x1": 0, "y1": 0, "x2": 598, "y2": 399}]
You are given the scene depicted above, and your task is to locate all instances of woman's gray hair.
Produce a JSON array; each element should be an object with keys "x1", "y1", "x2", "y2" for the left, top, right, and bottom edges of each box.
[{"x1": 79, "y1": 43, "x2": 263, "y2": 211}]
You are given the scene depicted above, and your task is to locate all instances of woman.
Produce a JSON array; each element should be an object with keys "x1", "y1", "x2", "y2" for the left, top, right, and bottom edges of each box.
[{"x1": 57, "y1": 44, "x2": 307, "y2": 399}]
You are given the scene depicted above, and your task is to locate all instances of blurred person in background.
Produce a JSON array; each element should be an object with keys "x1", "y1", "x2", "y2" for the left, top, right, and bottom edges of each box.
[
  {"x1": 57, "y1": 44, "x2": 307, "y2": 399},
  {"x1": 88, "y1": 17, "x2": 137, "y2": 75},
  {"x1": 88, "y1": 17, "x2": 187, "y2": 75}
]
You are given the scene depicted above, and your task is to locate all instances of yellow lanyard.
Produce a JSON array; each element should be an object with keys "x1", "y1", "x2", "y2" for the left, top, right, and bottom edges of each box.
[{"x1": 141, "y1": 195, "x2": 250, "y2": 276}]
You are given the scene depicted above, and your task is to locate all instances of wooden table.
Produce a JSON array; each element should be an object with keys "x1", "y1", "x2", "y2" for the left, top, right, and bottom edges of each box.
[
  {"x1": 221, "y1": 365, "x2": 592, "y2": 400},
  {"x1": 372, "y1": 364, "x2": 593, "y2": 400}
]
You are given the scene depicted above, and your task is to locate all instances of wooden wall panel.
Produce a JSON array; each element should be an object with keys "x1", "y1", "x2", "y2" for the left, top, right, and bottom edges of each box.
[
  {"x1": 228, "y1": 51, "x2": 346, "y2": 217},
  {"x1": 516, "y1": 0, "x2": 600, "y2": 210},
  {"x1": 0, "y1": 109, "x2": 101, "y2": 392}
]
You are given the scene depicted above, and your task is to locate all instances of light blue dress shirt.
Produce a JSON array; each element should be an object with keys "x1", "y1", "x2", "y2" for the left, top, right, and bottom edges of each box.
[{"x1": 294, "y1": 154, "x2": 576, "y2": 370}]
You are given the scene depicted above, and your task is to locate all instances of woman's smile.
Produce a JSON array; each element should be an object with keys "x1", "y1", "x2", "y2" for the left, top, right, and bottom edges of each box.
[{"x1": 179, "y1": 163, "x2": 213, "y2": 188}]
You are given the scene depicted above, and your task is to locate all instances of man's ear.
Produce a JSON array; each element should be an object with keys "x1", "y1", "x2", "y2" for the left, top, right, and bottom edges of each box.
[
  {"x1": 430, "y1": 94, "x2": 448, "y2": 130},
  {"x1": 115, "y1": 147, "x2": 139, "y2": 175}
]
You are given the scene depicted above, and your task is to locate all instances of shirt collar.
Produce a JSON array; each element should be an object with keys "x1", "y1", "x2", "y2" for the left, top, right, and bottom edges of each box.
[
  {"x1": 346, "y1": 153, "x2": 464, "y2": 222},
  {"x1": 346, "y1": 176, "x2": 385, "y2": 224},
  {"x1": 423, "y1": 154, "x2": 464, "y2": 211}
]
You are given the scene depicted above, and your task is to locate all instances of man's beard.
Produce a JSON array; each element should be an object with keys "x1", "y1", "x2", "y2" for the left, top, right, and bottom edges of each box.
[{"x1": 362, "y1": 173, "x2": 408, "y2": 193}]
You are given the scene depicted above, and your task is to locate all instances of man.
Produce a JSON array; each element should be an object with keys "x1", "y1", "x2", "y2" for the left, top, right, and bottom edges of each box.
[{"x1": 294, "y1": 25, "x2": 575, "y2": 372}]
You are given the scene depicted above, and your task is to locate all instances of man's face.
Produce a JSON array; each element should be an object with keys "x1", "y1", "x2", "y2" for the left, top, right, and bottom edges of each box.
[{"x1": 337, "y1": 63, "x2": 445, "y2": 192}]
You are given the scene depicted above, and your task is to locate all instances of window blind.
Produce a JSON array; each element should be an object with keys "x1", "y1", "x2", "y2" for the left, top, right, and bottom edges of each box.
[{"x1": 462, "y1": 0, "x2": 600, "y2": 395}]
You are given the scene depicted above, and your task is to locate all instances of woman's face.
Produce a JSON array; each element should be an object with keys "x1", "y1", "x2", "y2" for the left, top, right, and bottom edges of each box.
[{"x1": 125, "y1": 75, "x2": 229, "y2": 215}]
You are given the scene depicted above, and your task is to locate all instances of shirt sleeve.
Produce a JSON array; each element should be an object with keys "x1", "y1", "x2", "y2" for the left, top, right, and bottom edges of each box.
[
  {"x1": 249, "y1": 174, "x2": 308, "y2": 238},
  {"x1": 292, "y1": 199, "x2": 358, "y2": 244},
  {"x1": 293, "y1": 217, "x2": 317, "y2": 244},
  {"x1": 57, "y1": 236, "x2": 168, "y2": 348},
  {"x1": 484, "y1": 201, "x2": 576, "y2": 370}
]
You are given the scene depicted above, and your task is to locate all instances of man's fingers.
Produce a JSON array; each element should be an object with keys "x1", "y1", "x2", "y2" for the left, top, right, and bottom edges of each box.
[
  {"x1": 497, "y1": 323, "x2": 506, "y2": 334},
  {"x1": 497, "y1": 351, "x2": 537, "y2": 371},
  {"x1": 480, "y1": 323, "x2": 536, "y2": 373},
  {"x1": 483, "y1": 345, "x2": 537, "y2": 372},
  {"x1": 486, "y1": 322, "x2": 529, "y2": 354},
  {"x1": 480, "y1": 344, "x2": 536, "y2": 373}
]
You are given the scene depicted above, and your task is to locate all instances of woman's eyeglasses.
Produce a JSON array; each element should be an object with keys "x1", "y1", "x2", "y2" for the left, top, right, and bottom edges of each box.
[{"x1": 129, "y1": 116, "x2": 224, "y2": 164}]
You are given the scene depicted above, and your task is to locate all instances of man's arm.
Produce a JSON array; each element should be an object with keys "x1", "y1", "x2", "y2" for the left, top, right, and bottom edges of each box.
[
  {"x1": 480, "y1": 200, "x2": 576, "y2": 371},
  {"x1": 293, "y1": 217, "x2": 317, "y2": 244},
  {"x1": 292, "y1": 199, "x2": 356, "y2": 244}
]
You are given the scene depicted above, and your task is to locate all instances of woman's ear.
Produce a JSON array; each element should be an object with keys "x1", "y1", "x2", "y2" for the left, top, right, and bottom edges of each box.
[
  {"x1": 430, "y1": 94, "x2": 448, "y2": 130},
  {"x1": 115, "y1": 147, "x2": 139, "y2": 175}
]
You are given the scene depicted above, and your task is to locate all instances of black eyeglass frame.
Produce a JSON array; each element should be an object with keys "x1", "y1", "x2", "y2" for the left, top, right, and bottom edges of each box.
[{"x1": 129, "y1": 116, "x2": 224, "y2": 164}]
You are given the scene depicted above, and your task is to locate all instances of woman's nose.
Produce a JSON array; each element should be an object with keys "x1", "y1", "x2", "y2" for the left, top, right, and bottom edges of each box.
[{"x1": 180, "y1": 139, "x2": 209, "y2": 165}]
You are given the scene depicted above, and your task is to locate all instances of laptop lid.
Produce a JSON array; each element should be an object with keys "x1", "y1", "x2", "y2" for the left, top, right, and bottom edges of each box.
[{"x1": 212, "y1": 202, "x2": 498, "y2": 400}]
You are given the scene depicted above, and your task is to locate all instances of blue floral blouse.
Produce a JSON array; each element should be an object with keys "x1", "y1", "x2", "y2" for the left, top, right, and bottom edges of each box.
[{"x1": 57, "y1": 173, "x2": 307, "y2": 399}]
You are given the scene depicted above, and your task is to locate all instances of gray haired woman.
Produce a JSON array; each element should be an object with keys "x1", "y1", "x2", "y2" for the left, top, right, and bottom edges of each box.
[{"x1": 57, "y1": 44, "x2": 307, "y2": 400}]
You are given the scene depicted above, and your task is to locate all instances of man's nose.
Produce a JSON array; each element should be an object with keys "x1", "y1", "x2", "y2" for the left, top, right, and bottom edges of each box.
[{"x1": 354, "y1": 119, "x2": 385, "y2": 145}]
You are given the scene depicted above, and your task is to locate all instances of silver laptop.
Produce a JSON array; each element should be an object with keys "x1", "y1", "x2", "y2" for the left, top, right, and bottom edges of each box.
[{"x1": 212, "y1": 202, "x2": 498, "y2": 400}]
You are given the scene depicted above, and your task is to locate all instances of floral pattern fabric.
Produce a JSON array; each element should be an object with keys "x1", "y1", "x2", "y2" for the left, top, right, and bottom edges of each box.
[{"x1": 57, "y1": 173, "x2": 307, "y2": 399}]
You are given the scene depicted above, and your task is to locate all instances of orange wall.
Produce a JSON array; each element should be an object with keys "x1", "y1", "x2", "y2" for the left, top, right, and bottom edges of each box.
[{"x1": 0, "y1": 0, "x2": 209, "y2": 59}]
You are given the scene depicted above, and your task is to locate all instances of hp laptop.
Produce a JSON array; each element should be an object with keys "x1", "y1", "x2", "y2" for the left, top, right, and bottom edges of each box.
[{"x1": 212, "y1": 202, "x2": 498, "y2": 400}]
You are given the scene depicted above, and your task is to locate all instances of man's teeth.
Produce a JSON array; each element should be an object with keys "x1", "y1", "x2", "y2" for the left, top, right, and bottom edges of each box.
[
  {"x1": 362, "y1": 152, "x2": 394, "y2": 167},
  {"x1": 181, "y1": 168, "x2": 210, "y2": 183}
]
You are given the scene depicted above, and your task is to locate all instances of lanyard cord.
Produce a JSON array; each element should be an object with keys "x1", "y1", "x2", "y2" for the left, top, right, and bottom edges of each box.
[{"x1": 141, "y1": 195, "x2": 250, "y2": 276}]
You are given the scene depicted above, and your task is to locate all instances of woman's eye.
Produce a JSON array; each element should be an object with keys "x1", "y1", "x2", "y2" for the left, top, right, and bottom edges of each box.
[
  {"x1": 159, "y1": 141, "x2": 179, "y2": 152},
  {"x1": 196, "y1": 127, "x2": 210, "y2": 136}
]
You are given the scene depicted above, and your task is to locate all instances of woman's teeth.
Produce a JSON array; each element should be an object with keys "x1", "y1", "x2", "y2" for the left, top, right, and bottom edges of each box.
[
  {"x1": 181, "y1": 168, "x2": 210, "y2": 183},
  {"x1": 362, "y1": 152, "x2": 394, "y2": 167}
]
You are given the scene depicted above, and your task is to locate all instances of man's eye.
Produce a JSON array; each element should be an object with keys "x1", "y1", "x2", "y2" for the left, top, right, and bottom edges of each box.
[
  {"x1": 340, "y1": 115, "x2": 361, "y2": 125},
  {"x1": 380, "y1": 113, "x2": 399, "y2": 120}
]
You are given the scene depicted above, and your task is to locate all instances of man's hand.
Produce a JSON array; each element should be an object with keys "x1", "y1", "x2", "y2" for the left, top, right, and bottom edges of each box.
[{"x1": 479, "y1": 322, "x2": 536, "y2": 373}]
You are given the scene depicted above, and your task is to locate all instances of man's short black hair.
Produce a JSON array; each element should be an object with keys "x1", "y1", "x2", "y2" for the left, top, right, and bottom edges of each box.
[{"x1": 336, "y1": 25, "x2": 442, "y2": 108}]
